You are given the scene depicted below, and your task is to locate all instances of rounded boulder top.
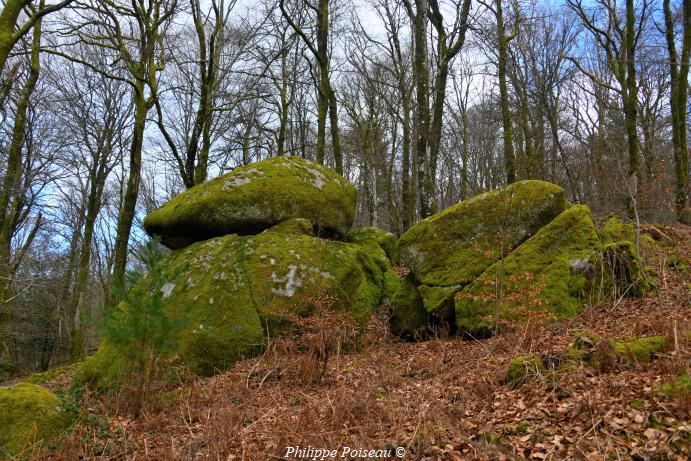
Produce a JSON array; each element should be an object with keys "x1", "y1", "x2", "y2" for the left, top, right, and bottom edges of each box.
[{"x1": 144, "y1": 156, "x2": 358, "y2": 249}]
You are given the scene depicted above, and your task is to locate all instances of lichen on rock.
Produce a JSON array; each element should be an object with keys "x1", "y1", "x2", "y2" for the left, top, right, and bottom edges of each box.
[
  {"x1": 79, "y1": 219, "x2": 383, "y2": 384},
  {"x1": 144, "y1": 156, "x2": 358, "y2": 249}
]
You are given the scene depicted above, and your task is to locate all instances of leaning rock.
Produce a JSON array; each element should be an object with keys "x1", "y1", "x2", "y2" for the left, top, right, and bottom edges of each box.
[
  {"x1": 455, "y1": 205, "x2": 600, "y2": 335},
  {"x1": 397, "y1": 180, "x2": 567, "y2": 288},
  {"x1": 391, "y1": 180, "x2": 567, "y2": 331},
  {"x1": 79, "y1": 219, "x2": 383, "y2": 382},
  {"x1": 0, "y1": 383, "x2": 74, "y2": 454},
  {"x1": 144, "y1": 156, "x2": 358, "y2": 249}
]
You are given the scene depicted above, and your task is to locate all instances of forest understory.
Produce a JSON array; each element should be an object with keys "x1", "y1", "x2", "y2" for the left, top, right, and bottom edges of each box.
[{"x1": 11, "y1": 223, "x2": 690, "y2": 461}]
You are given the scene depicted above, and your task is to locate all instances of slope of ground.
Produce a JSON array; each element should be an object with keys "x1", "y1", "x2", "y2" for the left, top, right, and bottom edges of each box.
[{"x1": 26, "y1": 225, "x2": 691, "y2": 460}]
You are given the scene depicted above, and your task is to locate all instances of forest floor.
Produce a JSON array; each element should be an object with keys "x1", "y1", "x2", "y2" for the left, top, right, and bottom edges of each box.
[{"x1": 29, "y1": 224, "x2": 691, "y2": 460}]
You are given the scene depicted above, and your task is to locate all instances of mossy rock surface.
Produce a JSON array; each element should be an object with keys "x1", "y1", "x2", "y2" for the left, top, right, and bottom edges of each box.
[
  {"x1": 80, "y1": 219, "x2": 383, "y2": 383},
  {"x1": 506, "y1": 355, "x2": 545, "y2": 388},
  {"x1": 144, "y1": 156, "x2": 357, "y2": 249},
  {"x1": 397, "y1": 180, "x2": 567, "y2": 289},
  {"x1": 382, "y1": 270, "x2": 402, "y2": 303},
  {"x1": 599, "y1": 214, "x2": 636, "y2": 243},
  {"x1": 600, "y1": 241, "x2": 650, "y2": 297},
  {"x1": 346, "y1": 227, "x2": 397, "y2": 263},
  {"x1": 77, "y1": 341, "x2": 139, "y2": 391},
  {"x1": 389, "y1": 274, "x2": 428, "y2": 338},
  {"x1": 0, "y1": 383, "x2": 74, "y2": 455},
  {"x1": 455, "y1": 205, "x2": 600, "y2": 335}
]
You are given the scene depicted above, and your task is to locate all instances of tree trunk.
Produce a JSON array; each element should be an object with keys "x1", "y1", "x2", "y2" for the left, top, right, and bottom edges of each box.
[
  {"x1": 112, "y1": 84, "x2": 147, "y2": 289},
  {"x1": 412, "y1": 0, "x2": 433, "y2": 218},
  {"x1": 0, "y1": 12, "x2": 42, "y2": 374},
  {"x1": 497, "y1": 0, "x2": 518, "y2": 184},
  {"x1": 665, "y1": 0, "x2": 690, "y2": 221}
]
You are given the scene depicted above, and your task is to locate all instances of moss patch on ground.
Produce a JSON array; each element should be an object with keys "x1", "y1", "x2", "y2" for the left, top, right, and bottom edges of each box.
[
  {"x1": 612, "y1": 336, "x2": 667, "y2": 363},
  {"x1": 144, "y1": 156, "x2": 358, "y2": 249},
  {"x1": 506, "y1": 355, "x2": 545, "y2": 388},
  {"x1": 0, "y1": 383, "x2": 74, "y2": 455},
  {"x1": 565, "y1": 331, "x2": 668, "y2": 368},
  {"x1": 455, "y1": 205, "x2": 600, "y2": 335},
  {"x1": 657, "y1": 374, "x2": 691, "y2": 397}
]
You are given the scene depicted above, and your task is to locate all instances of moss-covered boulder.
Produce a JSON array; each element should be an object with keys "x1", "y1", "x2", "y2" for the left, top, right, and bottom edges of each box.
[
  {"x1": 80, "y1": 219, "x2": 383, "y2": 383},
  {"x1": 144, "y1": 156, "x2": 358, "y2": 249},
  {"x1": 455, "y1": 205, "x2": 600, "y2": 335},
  {"x1": 397, "y1": 180, "x2": 567, "y2": 289},
  {"x1": 0, "y1": 383, "x2": 73, "y2": 455}
]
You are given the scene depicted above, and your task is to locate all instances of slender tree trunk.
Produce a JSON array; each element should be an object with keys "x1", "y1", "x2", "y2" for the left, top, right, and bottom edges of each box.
[
  {"x1": 69, "y1": 171, "x2": 105, "y2": 360},
  {"x1": 401, "y1": 90, "x2": 413, "y2": 231},
  {"x1": 497, "y1": 0, "x2": 518, "y2": 184},
  {"x1": 112, "y1": 84, "x2": 147, "y2": 289},
  {"x1": 0, "y1": 13, "x2": 42, "y2": 373},
  {"x1": 412, "y1": 0, "x2": 433, "y2": 218},
  {"x1": 665, "y1": 0, "x2": 690, "y2": 221},
  {"x1": 328, "y1": 88, "x2": 343, "y2": 174},
  {"x1": 624, "y1": 0, "x2": 641, "y2": 211},
  {"x1": 278, "y1": 49, "x2": 289, "y2": 157}
]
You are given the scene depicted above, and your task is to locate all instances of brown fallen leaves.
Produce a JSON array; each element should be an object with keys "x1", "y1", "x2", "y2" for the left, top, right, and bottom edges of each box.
[{"x1": 41, "y1": 225, "x2": 690, "y2": 460}]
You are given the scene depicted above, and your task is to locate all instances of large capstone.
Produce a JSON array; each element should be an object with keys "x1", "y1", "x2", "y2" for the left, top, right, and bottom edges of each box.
[{"x1": 144, "y1": 156, "x2": 358, "y2": 249}]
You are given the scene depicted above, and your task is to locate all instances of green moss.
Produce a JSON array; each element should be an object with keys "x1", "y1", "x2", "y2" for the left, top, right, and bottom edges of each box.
[
  {"x1": 599, "y1": 214, "x2": 635, "y2": 243},
  {"x1": 516, "y1": 422, "x2": 531, "y2": 434},
  {"x1": 397, "y1": 180, "x2": 567, "y2": 288},
  {"x1": 76, "y1": 341, "x2": 130, "y2": 391},
  {"x1": 665, "y1": 251, "x2": 689, "y2": 275},
  {"x1": 144, "y1": 156, "x2": 358, "y2": 249},
  {"x1": 0, "y1": 383, "x2": 74, "y2": 455},
  {"x1": 263, "y1": 217, "x2": 314, "y2": 236},
  {"x1": 245, "y1": 231, "x2": 383, "y2": 330},
  {"x1": 612, "y1": 336, "x2": 666, "y2": 363},
  {"x1": 80, "y1": 222, "x2": 383, "y2": 385},
  {"x1": 506, "y1": 355, "x2": 545, "y2": 388},
  {"x1": 389, "y1": 274, "x2": 428, "y2": 338},
  {"x1": 630, "y1": 399, "x2": 646, "y2": 409},
  {"x1": 346, "y1": 227, "x2": 397, "y2": 263},
  {"x1": 382, "y1": 270, "x2": 402, "y2": 303},
  {"x1": 455, "y1": 205, "x2": 600, "y2": 335},
  {"x1": 599, "y1": 241, "x2": 651, "y2": 297},
  {"x1": 566, "y1": 332, "x2": 667, "y2": 368},
  {"x1": 417, "y1": 284, "x2": 460, "y2": 315},
  {"x1": 656, "y1": 374, "x2": 691, "y2": 396}
]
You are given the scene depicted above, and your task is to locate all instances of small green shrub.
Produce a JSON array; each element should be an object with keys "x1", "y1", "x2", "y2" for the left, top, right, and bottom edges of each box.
[{"x1": 103, "y1": 239, "x2": 191, "y2": 414}]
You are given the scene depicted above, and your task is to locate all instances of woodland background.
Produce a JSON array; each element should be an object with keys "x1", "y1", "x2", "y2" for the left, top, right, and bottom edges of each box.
[{"x1": 0, "y1": 0, "x2": 688, "y2": 379}]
